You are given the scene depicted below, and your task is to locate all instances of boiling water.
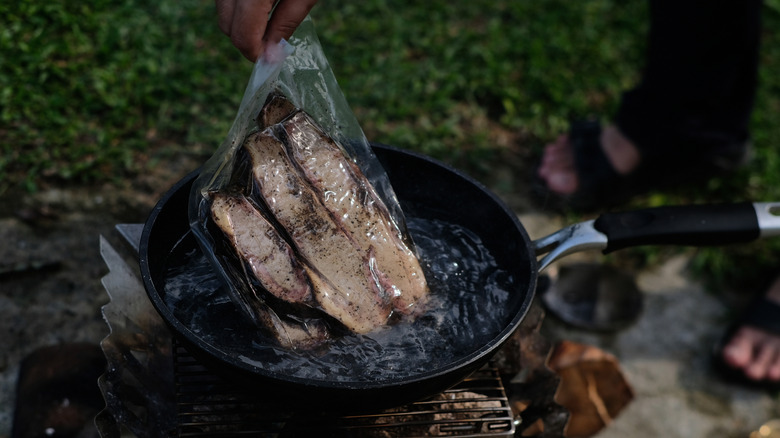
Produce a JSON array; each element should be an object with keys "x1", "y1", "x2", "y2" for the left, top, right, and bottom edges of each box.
[{"x1": 162, "y1": 216, "x2": 519, "y2": 383}]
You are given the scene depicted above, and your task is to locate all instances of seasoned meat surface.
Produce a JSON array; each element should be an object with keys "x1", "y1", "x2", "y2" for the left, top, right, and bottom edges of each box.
[
  {"x1": 210, "y1": 192, "x2": 330, "y2": 348},
  {"x1": 281, "y1": 111, "x2": 429, "y2": 314},
  {"x1": 210, "y1": 192, "x2": 312, "y2": 305},
  {"x1": 244, "y1": 131, "x2": 395, "y2": 334},
  {"x1": 257, "y1": 92, "x2": 297, "y2": 128}
]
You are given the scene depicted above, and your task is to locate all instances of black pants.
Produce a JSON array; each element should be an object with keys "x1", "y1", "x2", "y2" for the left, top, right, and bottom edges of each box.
[{"x1": 615, "y1": 0, "x2": 762, "y2": 168}]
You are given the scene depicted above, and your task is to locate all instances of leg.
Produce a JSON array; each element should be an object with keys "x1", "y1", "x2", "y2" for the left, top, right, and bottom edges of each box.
[
  {"x1": 537, "y1": 125, "x2": 639, "y2": 196},
  {"x1": 537, "y1": 0, "x2": 761, "y2": 204},
  {"x1": 616, "y1": 0, "x2": 761, "y2": 167}
]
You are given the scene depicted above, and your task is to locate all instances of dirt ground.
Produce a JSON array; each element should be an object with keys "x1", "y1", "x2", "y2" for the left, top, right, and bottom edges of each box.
[{"x1": 0, "y1": 150, "x2": 202, "y2": 435}]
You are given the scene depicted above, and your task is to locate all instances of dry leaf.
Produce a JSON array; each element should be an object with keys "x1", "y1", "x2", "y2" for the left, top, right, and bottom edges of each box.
[{"x1": 548, "y1": 340, "x2": 634, "y2": 437}]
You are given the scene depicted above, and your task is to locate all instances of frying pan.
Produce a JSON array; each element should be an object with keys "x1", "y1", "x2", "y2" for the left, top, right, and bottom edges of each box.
[{"x1": 140, "y1": 143, "x2": 780, "y2": 412}]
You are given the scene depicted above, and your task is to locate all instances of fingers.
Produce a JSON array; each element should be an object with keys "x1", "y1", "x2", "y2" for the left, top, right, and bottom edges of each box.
[
  {"x1": 215, "y1": 0, "x2": 236, "y2": 35},
  {"x1": 216, "y1": 0, "x2": 276, "y2": 62},
  {"x1": 265, "y1": 0, "x2": 318, "y2": 45},
  {"x1": 215, "y1": 0, "x2": 318, "y2": 62}
]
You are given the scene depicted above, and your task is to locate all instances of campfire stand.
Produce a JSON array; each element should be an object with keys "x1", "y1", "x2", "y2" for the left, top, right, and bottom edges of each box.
[{"x1": 96, "y1": 224, "x2": 567, "y2": 437}]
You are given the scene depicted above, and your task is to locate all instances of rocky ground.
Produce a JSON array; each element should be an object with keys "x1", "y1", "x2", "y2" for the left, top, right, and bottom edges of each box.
[
  {"x1": 0, "y1": 151, "x2": 201, "y2": 436},
  {"x1": 1, "y1": 149, "x2": 779, "y2": 437}
]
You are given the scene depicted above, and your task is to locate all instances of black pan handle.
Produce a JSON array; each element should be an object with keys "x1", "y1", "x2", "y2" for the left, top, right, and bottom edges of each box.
[
  {"x1": 594, "y1": 202, "x2": 763, "y2": 253},
  {"x1": 534, "y1": 202, "x2": 780, "y2": 271}
]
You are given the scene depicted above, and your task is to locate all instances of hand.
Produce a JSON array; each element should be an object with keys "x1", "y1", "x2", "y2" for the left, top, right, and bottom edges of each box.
[{"x1": 216, "y1": 0, "x2": 318, "y2": 62}]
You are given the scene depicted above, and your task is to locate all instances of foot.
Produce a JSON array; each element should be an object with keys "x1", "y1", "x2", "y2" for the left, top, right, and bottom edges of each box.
[
  {"x1": 721, "y1": 276, "x2": 780, "y2": 383},
  {"x1": 537, "y1": 125, "x2": 641, "y2": 196}
]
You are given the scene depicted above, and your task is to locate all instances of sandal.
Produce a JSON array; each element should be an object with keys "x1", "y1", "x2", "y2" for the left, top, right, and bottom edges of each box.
[
  {"x1": 532, "y1": 119, "x2": 642, "y2": 213},
  {"x1": 532, "y1": 119, "x2": 751, "y2": 213},
  {"x1": 540, "y1": 263, "x2": 643, "y2": 332},
  {"x1": 711, "y1": 297, "x2": 780, "y2": 392}
]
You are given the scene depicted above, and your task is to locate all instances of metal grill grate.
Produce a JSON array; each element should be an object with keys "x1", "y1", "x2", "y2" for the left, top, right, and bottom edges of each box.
[{"x1": 173, "y1": 341, "x2": 516, "y2": 437}]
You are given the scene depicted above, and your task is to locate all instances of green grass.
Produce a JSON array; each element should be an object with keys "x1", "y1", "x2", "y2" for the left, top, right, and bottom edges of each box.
[
  {"x1": 2, "y1": 0, "x2": 780, "y2": 287},
  {"x1": 0, "y1": 1, "x2": 249, "y2": 191},
  {"x1": 0, "y1": 0, "x2": 650, "y2": 190}
]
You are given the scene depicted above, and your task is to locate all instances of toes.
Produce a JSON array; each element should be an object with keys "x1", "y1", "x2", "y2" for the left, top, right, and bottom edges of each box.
[
  {"x1": 539, "y1": 136, "x2": 570, "y2": 172},
  {"x1": 723, "y1": 326, "x2": 780, "y2": 383},
  {"x1": 538, "y1": 136, "x2": 578, "y2": 194},
  {"x1": 768, "y1": 358, "x2": 780, "y2": 381},
  {"x1": 744, "y1": 337, "x2": 779, "y2": 381},
  {"x1": 722, "y1": 327, "x2": 754, "y2": 369},
  {"x1": 546, "y1": 173, "x2": 579, "y2": 195},
  {"x1": 749, "y1": 331, "x2": 780, "y2": 381}
]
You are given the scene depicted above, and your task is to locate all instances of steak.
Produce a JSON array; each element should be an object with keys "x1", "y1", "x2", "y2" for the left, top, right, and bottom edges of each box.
[
  {"x1": 244, "y1": 131, "x2": 395, "y2": 334},
  {"x1": 210, "y1": 192, "x2": 312, "y2": 305},
  {"x1": 207, "y1": 94, "x2": 429, "y2": 343},
  {"x1": 209, "y1": 192, "x2": 331, "y2": 348},
  {"x1": 280, "y1": 111, "x2": 429, "y2": 314}
]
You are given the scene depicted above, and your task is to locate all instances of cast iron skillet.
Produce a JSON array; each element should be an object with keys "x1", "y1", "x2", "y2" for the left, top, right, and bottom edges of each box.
[{"x1": 140, "y1": 144, "x2": 780, "y2": 412}]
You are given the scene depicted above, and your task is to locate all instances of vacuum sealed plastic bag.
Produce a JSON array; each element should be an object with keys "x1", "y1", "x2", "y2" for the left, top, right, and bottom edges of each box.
[{"x1": 188, "y1": 17, "x2": 428, "y2": 349}]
